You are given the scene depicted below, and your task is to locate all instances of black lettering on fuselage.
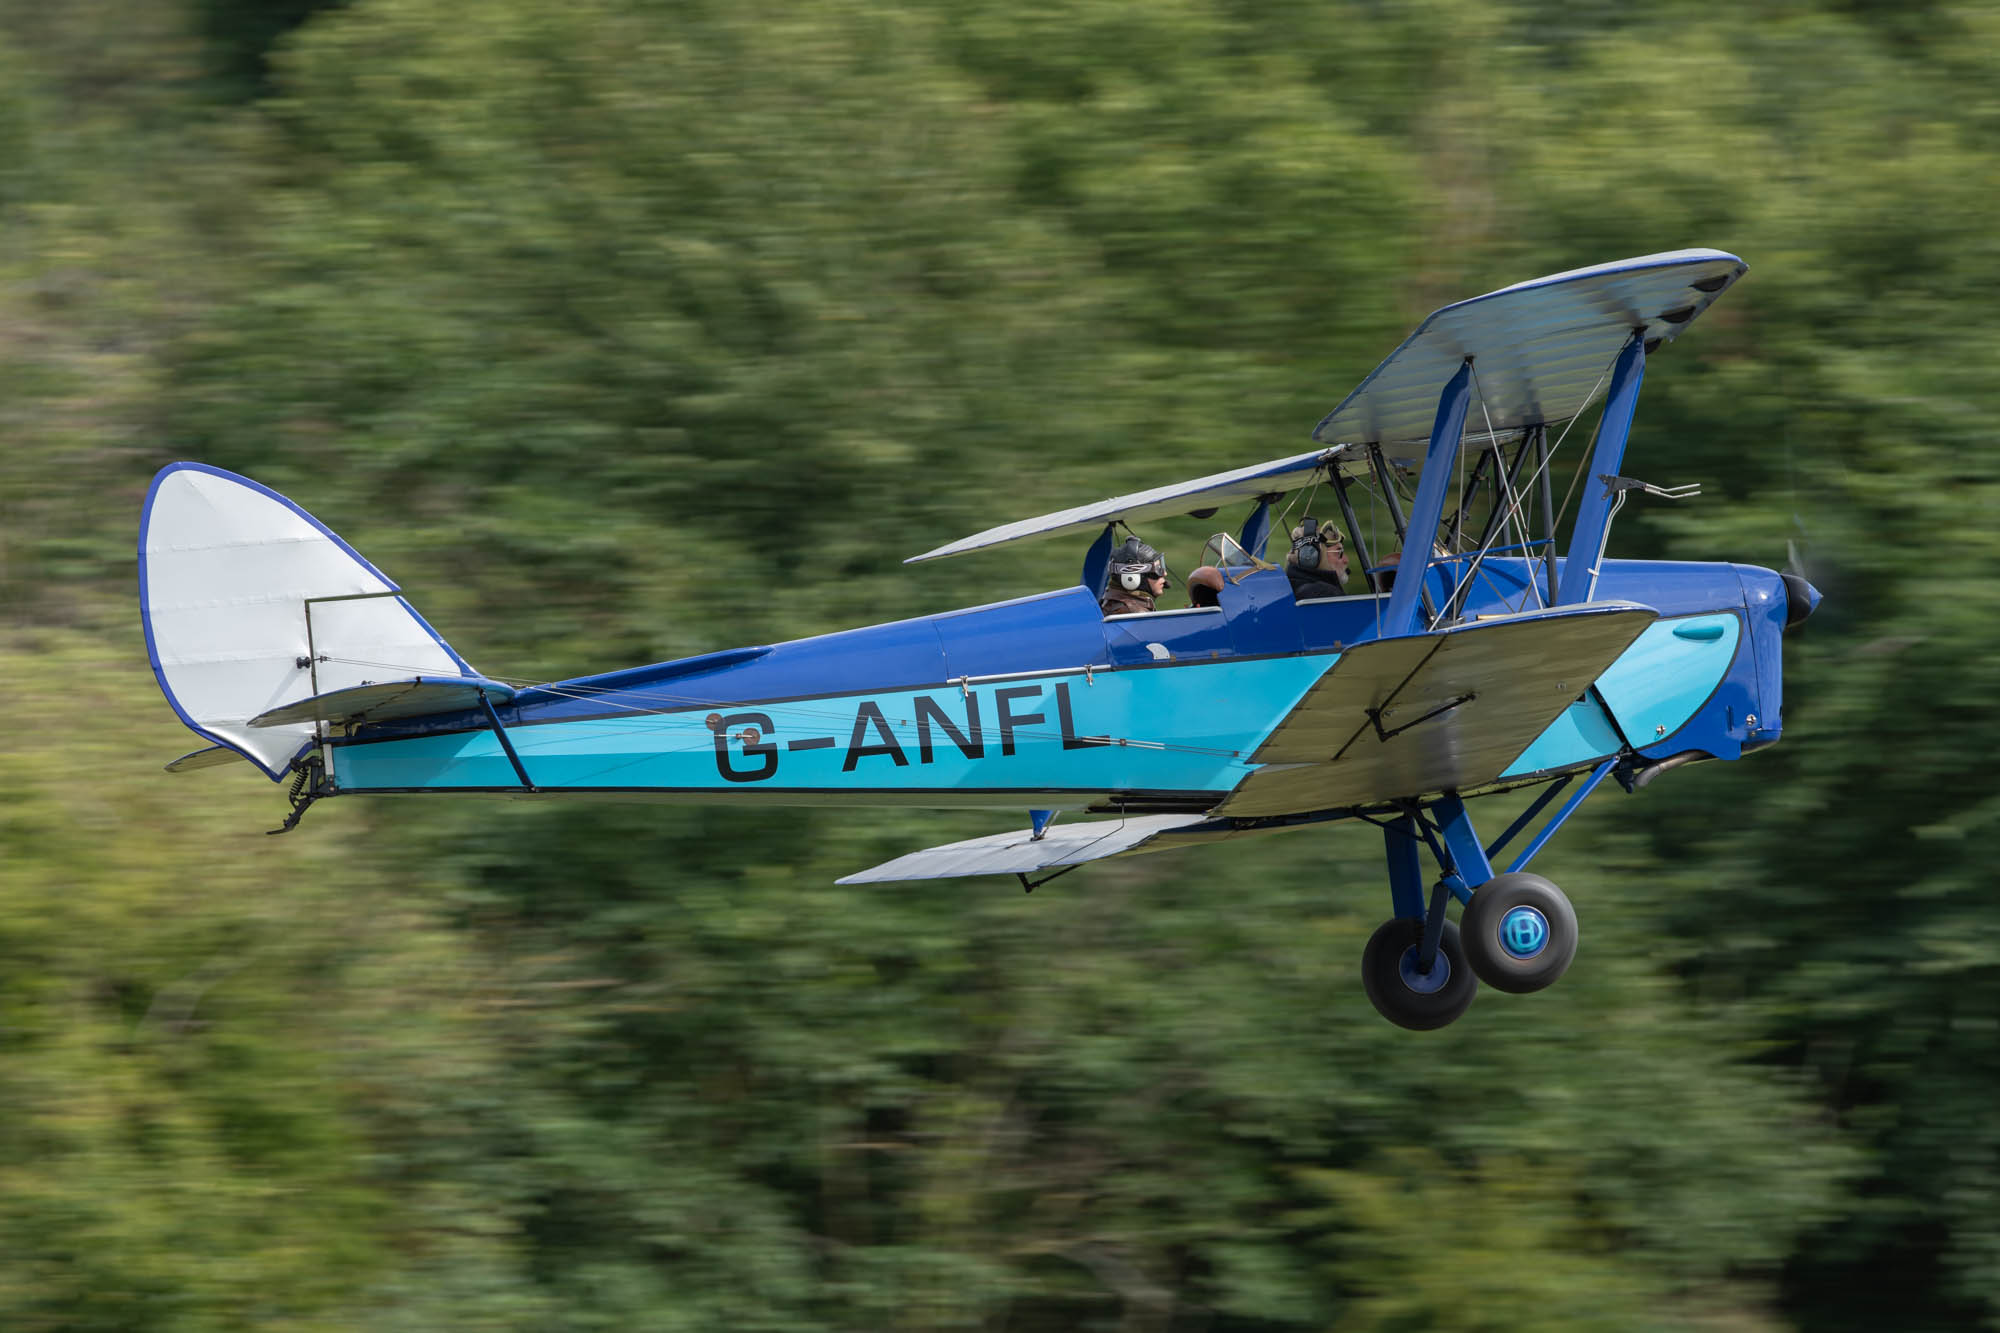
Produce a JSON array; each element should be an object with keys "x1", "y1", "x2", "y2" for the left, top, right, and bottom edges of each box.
[
  {"x1": 994, "y1": 686, "x2": 1046, "y2": 757},
  {"x1": 1053, "y1": 681, "x2": 1103, "y2": 750},
  {"x1": 915, "y1": 694, "x2": 984, "y2": 763},
  {"x1": 842, "y1": 700, "x2": 908, "y2": 772},
  {"x1": 711, "y1": 710, "x2": 778, "y2": 782},
  {"x1": 721, "y1": 679, "x2": 1091, "y2": 783}
]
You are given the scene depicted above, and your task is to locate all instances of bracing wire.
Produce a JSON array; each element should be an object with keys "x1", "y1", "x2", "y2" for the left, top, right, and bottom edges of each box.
[
  {"x1": 1544, "y1": 355, "x2": 1617, "y2": 538},
  {"x1": 309, "y1": 654, "x2": 1248, "y2": 762},
  {"x1": 1422, "y1": 353, "x2": 1614, "y2": 628},
  {"x1": 1472, "y1": 385, "x2": 1546, "y2": 613}
]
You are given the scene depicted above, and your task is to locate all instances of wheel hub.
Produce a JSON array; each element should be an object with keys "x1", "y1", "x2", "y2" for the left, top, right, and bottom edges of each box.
[
  {"x1": 1498, "y1": 905, "x2": 1550, "y2": 959},
  {"x1": 1397, "y1": 946, "x2": 1452, "y2": 994}
]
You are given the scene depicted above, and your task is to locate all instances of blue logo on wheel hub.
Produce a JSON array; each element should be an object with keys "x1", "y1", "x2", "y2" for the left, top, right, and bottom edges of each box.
[{"x1": 1499, "y1": 906, "x2": 1549, "y2": 959}]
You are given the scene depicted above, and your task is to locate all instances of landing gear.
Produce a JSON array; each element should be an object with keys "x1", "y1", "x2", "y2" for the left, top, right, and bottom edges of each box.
[
  {"x1": 1362, "y1": 789, "x2": 1598, "y2": 1029},
  {"x1": 1460, "y1": 872, "x2": 1577, "y2": 993},
  {"x1": 1361, "y1": 917, "x2": 1477, "y2": 1030}
]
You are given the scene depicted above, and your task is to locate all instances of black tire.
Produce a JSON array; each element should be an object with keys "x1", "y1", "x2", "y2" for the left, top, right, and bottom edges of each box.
[
  {"x1": 1361, "y1": 917, "x2": 1477, "y2": 1030},
  {"x1": 1461, "y1": 872, "x2": 1578, "y2": 994}
]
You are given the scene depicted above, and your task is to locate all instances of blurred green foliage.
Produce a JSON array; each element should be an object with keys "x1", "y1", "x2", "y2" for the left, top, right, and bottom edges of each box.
[{"x1": 3, "y1": 0, "x2": 1997, "y2": 1327}]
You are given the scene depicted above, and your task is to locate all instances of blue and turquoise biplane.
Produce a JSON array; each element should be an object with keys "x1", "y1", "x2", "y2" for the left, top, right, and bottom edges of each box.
[{"x1": 142, "y1": 248, "x2": 1816, "y2": 1029}]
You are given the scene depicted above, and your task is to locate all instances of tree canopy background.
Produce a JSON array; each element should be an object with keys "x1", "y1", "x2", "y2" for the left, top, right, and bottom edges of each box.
[{"x1": 4, "y1": 0, "x2": 1997, "y2": 1328}]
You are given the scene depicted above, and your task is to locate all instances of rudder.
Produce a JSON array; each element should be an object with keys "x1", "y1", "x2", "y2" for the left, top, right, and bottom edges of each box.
[{"x1": 139, "y1": 463, "x2": 477, "y2": 780}]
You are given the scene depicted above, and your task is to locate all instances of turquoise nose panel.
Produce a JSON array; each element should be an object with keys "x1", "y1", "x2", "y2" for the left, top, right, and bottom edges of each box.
[
  {"x1": 1594, "y1": 613, "x2": 1741, "y2": 744},
  {"x1": 1501, "y1": 612, "x2": 1741, "y2": 778}
]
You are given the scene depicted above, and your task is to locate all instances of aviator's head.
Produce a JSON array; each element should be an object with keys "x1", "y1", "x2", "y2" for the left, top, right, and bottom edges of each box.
[
  {"x1": 1289, "y1": 518, "x2": 1349, "y2": 584},
  {"x1": 1110, "y1": 537, "x2": 1168, "y2": 597}
]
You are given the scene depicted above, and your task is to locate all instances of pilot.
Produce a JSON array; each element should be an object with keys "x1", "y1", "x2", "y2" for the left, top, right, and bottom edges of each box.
[
  {"x1": 1286, "y1": 517, "x2": 1350, "y2": 599},
  {"x1": 1101, "y1": 537, "x2": 1169, "y2": 615}
]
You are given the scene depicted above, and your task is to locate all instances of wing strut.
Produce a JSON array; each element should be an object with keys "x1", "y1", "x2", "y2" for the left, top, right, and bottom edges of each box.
[
  {"x1": 1381, "y1": 359, "x2": 1473, "y2": 636},
  {"x1": 1237, "y1": 495, "x2": 1277, "y2": 564},
  {"x1": 1332, "y1": 466, "x2": 1382, "y2": 594},
  {"x1": 1080, "y1": 523, "x2": 1116, "y2": 599},
  {"x1": 480, "y1": 695, "x2": 536, "y2": 791},
  {"x1": 1556, "y1": 332, "x2": 1647, "y2": 604}
]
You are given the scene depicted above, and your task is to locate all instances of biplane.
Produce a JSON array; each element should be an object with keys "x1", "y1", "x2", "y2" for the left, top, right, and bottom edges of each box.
[{"x1": 142, "y1": 248, "x2": 1816, "y2": 1029}]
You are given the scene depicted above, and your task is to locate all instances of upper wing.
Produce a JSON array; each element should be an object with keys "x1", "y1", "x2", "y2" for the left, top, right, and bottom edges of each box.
[
  {"x1": 906, "y1": 250, "x2": 1744, "y2": 567},
  {"x1": 905, "y1": 446, "x2": 1345, "y2": 564},
  {"x1": 1217, "y1": 603, "x2": 1656, "y2": 817},
  {"x1": 1313, "y1": 249, "x2": 1745, "y2": 446}
]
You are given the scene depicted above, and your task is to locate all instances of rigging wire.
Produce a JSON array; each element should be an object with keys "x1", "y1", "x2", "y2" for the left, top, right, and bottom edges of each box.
[
  {"x1": 1471, "y1": 377, "x2": 1546, "y2": 613},
  {"x1": 1420, "y1": 352, "x2": 1614, "y2": 628},
  {"x1": 307, "y1": 654, "x2": 1250, "y2": 761},
  {"x1": 1544, "y1": 355, "x2": 1617, "y2": 540},
  {"x1": 1449, "y1": 396, "x2": 1593, "y2": 617}
]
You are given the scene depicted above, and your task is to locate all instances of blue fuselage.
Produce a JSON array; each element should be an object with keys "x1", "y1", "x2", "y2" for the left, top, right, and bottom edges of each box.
[{"x1": 325, "y1": 557, "x2": 1794, "y2": 814}]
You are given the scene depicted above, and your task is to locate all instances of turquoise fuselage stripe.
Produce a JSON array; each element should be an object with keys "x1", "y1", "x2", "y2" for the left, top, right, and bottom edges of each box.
[
  {"x1": 329, "y1": 654, "x2": 1340, "y2": 799},
  {"x1": 330, "y1": 611, "x2": 1744, "y2": 804}
]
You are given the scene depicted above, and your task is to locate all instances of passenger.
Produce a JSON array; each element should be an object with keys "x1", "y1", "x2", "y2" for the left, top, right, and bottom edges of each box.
[
  {"x1": 1186, "y1": 565, "x2": 1224, "y2": 608},
  {"x1": 1101, "y1": 537, "x2": 1169, "y2": 615},
  {"x1": 1286, "y1": 518, "x2": 1350, "y2": 600}
]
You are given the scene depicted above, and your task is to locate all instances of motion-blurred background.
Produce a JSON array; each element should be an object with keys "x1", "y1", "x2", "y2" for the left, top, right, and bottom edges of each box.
[{"x1": 3, "y1": 1, "x2": 1996, "y2": 1328}]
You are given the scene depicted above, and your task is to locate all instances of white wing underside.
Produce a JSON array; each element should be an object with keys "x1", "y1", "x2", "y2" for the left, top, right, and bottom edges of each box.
[
  {"x1": 905, "y1": 447, "x2": 1344, "y2": 564},
  {"x1": 1313, "y1": 249, "x2": 1746, "y2": 446},
  {"x1": 837, "y1": 815, "x2": 1214, "y2": 884}
]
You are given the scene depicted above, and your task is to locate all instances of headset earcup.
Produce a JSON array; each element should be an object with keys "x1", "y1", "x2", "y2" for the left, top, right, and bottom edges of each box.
[
  {"x1": 1295, "y1": 542, "x2": 1319, "y2": 571},
  {"x1": 1119, "y1": 569, "x2": 1143, "y2": 591}
]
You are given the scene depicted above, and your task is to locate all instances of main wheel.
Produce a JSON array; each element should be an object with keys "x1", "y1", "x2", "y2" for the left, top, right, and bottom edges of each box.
[
  {"x1": 1361, "y1": 917, "x2": 1477, "y2": 1030},
  {"x1": 1460, "y1": 872, "x2": 1578, "y2": 994}
]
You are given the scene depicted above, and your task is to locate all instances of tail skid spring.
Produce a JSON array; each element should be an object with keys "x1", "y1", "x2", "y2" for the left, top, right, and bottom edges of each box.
[{"x1": 267, "y1": 754, "x2": 330, "y2": 836}]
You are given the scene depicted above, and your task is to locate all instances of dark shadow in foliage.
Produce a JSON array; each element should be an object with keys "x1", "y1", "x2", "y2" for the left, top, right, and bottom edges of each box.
[
  {"x1": 195, "y1": 0, "x2": 348, "y2": 100},
  {"x1": 1785, "y1": 1215, "x2": 1987, "y2": 1333}
]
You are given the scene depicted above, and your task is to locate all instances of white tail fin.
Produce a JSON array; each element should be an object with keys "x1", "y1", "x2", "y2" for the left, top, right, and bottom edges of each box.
[{"x1": 140, "y1": 463, "x2": 477, "y2": 779}]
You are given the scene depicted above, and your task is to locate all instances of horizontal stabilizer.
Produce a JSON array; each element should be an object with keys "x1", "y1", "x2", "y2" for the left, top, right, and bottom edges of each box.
[
  {"x1": 165, "y1": 744, "x2": 247, "y2": 773},
  {"x1": 837, "y1": 814, "x2": 1211, "y2": 885},
  {"x1": 249, "y1": 675, "x2": 516, "y2": 729},
  {"x1": 1220, "y1": 602, "x2": 1656, "y2": 817}
]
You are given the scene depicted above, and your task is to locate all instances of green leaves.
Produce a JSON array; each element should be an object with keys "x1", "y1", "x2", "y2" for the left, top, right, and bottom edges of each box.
[{"x1": 6, "y1": 0, "x2": 2000, "y2": 1326}]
